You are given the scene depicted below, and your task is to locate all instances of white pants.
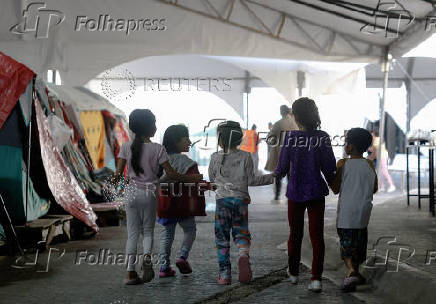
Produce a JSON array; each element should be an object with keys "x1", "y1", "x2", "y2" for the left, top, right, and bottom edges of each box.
[{"x1": 125, "y1": 187, "x2": 158, "y2": 272}]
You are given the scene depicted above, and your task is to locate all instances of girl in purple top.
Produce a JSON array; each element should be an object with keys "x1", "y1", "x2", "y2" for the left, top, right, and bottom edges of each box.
[{"x1": 275, "y1": 98, "x2": 336, "y2": 292}]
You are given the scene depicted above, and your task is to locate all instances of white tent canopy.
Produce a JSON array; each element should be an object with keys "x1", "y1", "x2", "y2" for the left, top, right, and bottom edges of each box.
[
  {"x1": 366, "y1": 56, "x2": 436, "y2": 129},
  {"x1": 1, "y1": 0, "x2": 435, "y2": 86},
  {"x1": 86, "y1": 54, "x2": 366, "y2": 117}
]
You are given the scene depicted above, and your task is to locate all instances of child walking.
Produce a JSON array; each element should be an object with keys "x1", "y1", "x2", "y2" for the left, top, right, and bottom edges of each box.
[
  {"x1": 208, "y1": 121, "x2": 274, "y2": 285},
  {"x1": 330, "y1": 128, "x2": 378, "y2": 292},
  {"x1": 274, "y1": 98, "x2": 336, "y2": 292},
  {"x1": 157, "y1": 125, "x2": 207, "y2": 277},
  {"x1": 113, "y1": 109, "x2": 202, "y2": 285}
]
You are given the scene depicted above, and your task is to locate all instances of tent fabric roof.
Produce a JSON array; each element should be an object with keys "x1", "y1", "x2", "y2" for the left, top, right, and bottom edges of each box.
[
  {"x1": 366, "y1": 56, "x2": 436, "y2": 119},
  {"x1": 47, "y1": 84, "x2": 125, "y2": 117},
  {"x1": 87, "y1": 55, "x2": 366, "y2": 117},
  {"x1": 1, "y1": 0, "x2": 435, "y2": 86}
]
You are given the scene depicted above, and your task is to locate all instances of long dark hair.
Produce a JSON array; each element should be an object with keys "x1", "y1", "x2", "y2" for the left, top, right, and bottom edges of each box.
[
  {"x1": 291, "y1": 97, "x2": 321, "y2": 131},
  {"x1": 128, "y1": 109, "x2": 156, "y2": 176},
  {"x1": 162, "y1": 125, "x2": 189, "y2": 154}
]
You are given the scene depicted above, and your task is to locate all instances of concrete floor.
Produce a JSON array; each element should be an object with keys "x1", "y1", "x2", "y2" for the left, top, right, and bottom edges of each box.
[{"x1": 1, "y1": 183, "x2": 432, "y2": 304}]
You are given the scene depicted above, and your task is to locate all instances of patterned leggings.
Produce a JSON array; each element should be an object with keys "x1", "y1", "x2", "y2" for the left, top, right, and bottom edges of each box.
[{"x1": 215, "y1": 197, "x2": 251, "y2": 279}]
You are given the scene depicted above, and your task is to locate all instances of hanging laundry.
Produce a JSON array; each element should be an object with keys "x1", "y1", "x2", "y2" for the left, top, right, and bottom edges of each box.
[{"x1": 80, "y1": 111, "x2": 106, "y2": 169}]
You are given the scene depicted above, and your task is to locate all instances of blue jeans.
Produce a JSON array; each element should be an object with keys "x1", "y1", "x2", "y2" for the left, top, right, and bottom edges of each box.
[{"x1": 159, "y1": 217, "x2": 196, "y2": 268}]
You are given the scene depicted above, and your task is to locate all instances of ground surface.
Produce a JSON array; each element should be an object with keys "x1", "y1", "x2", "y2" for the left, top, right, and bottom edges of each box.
[{"x1": 1, "y1": 182, "x2": 427, "y2": 304}]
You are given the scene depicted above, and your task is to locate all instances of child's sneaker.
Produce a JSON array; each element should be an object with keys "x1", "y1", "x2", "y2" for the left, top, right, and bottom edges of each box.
[
  {"x1": 341, "y1": 276, "x2": 359, "y2": 292},
  {"x1": 238, "y1": 256, "x2": 252, "y2": 284},
  {"x1": 159, "y1": 266, "x2": 176, "y2": 278},
  {"x1": 286, "y1": 268, "x2": 298, "y2": 284},
  {"x1": 308, "y1": 280, "x2": 322, "y2": 292},
  {"x1": 217, "y1": 276, "x2": 231, "y2": 285},
  {"x1": 176, "y1": 257, "x2": 192, "y2": 274}
]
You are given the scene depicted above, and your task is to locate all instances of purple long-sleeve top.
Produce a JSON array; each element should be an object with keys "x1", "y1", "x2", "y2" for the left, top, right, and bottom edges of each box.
[{"x1": 274, "y1": 130, "x2": 336, "y2": 202}]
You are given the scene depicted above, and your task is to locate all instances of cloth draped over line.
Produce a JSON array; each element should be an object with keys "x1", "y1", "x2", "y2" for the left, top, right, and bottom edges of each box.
[{"x1": 80, "y1": 111, "x2": 106, "y2": 169}]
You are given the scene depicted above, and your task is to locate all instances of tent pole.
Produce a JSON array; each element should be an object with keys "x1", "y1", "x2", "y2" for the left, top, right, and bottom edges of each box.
[
  {"x1": 405, "y1": 58, "x2": 415, "y2": 133},
  {"x1": 377, "y1": 48, "x2": 390, "y2": 180},
  {"x1": 25, "y1": 78, "x2": 35, "y2": 224},
  {"x1": 244, "y1": 71, "x2": 250, "y2": 129}
]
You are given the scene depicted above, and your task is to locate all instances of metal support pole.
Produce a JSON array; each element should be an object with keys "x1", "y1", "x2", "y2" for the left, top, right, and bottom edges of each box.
[
  {"x1": 377, "y1": 48, "x2": 390, "y2": 180},
  {"x1": 418, "y1": 146, "x2": 421, "y2": 209},
  {"x1": 297, "y1": 71, "x2": 305, "y2": 97},
  {"x1": 406, "y1": 146, "x2": 410, "y2": 206},
  {"x1": 244, "y1": 71, "x2": 250, "y2": 129},
  {"x1": 405, "y1": 58, "x2": 415, "y2": 134},
  {"x1": 25, "y1": 78, "x2": 35, "y2": 223},
  {"x1": 429, "y1": 147, "x2": 434, "y2": 214}
]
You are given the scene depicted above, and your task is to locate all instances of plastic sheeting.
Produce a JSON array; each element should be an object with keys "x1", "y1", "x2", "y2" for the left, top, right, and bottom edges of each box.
[
  {"x1": 0, "y1": 51, "x2": 34, "y2": 129},
  {"x1": 35, "y1": 98, "x2": 98, "y2": 232},
  {"x1": 48, "y1": 114, "x2": 73, "y2": 151}
]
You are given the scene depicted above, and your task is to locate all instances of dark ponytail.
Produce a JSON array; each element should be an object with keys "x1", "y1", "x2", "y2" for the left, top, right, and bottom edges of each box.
[
  {"x1": 128, "y1": 109, "x2": 156, "y2": 176},
  {"x1": 291, "y1": 97, "x2": 321, "y2": 131}
]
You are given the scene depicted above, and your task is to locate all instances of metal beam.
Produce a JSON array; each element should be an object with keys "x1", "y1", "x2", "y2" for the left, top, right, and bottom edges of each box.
[
  {"x1": 285, "y1": 0, "x2": 403, "y2": 35},
  {"x1": 157, "y1": 0, "x2": 333, "y2": 56},
  {"x1": 240, "y1": 0, "x2": 274, "y2": 35},
  {"x1": 244, "y1": 0, "x2": 387, "y2": 47},
  {"x1": 159, "y1": 0, "x2": 384, "y2": 58}
]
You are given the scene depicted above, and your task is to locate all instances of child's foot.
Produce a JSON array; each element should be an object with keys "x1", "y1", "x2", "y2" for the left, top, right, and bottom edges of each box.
[
  {"x1": 217, "y1": 276, "x2": 231, "y2": 285},
  {"x1": 286, "y1": 268, "x2": 298, "y2": 284},
  {"x1": 238, "y1": 256, "x2": 252, "y2": 284},
  {"x1": 176, "y1": 257, "x2": 192, "y2": 274},
  {"x1": 341, "y1": 276, "x2": 359, "y2": 292},
  {"x1": 159, "y1": 266, "x2": 176, "y2": 278},
  {"x1": 141, "y1": 258, "x2": 155, "y2": 282},
  {"x1": 387, "y1": 185, "x2": 396, "y2": 193},
  {"x1": 308, "y1": 280, "x2": 322, "y2": 292},
  {"x1": 124, "y1": 272, "x2": 144, "y2": 285}
]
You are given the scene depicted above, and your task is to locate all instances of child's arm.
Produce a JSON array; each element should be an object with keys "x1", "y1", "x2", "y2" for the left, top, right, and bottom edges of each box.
[
  {"x1": 111, "y1": 158, "x2": 126, "y2": 186},
  {"x1": 366, "y1": 159, "x2": 378, "y2": 193},
  {"x1": 320, "y1": 135, "x2": 337, "y2": 185},
  {"x1": 208, "y1": 154, "x2": 217, "y2": 183},
  {"x1": 330, "y1": 159, "x2": 346, "y2": 195},
  {"x1": 247, "y1": 154, "x2": 274, "y2": 186},
  {"x1": 273, "y1": 133, "x2": 291, "y2": 178},
  {"x1": 161, "y1": 161, "x2": 203, "y2": 183}
]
